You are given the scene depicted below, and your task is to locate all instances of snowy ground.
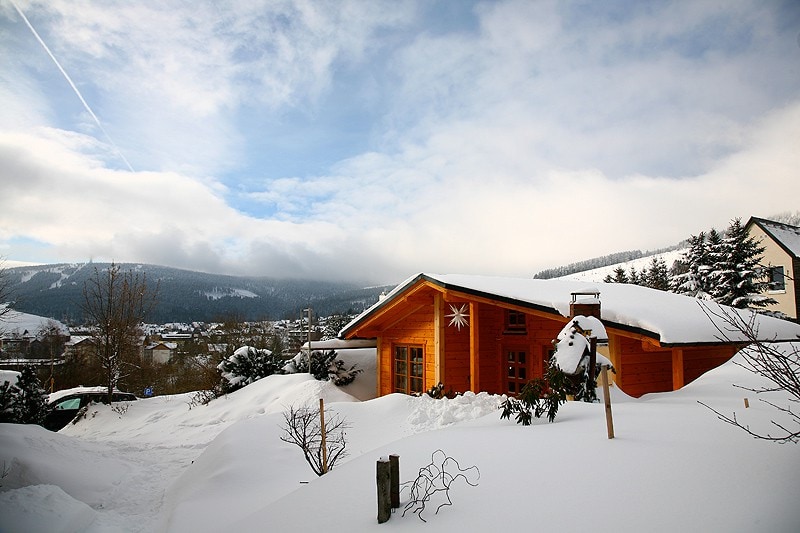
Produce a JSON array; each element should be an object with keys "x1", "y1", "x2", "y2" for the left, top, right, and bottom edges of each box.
[{"x1": 1, "y1": 346, "x2": 799, "y2": 532}]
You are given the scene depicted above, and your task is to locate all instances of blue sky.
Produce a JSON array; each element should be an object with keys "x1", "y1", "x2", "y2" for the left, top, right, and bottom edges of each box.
[{"x1": 1, "y1": 0, "x2": 799, "y2": 284}]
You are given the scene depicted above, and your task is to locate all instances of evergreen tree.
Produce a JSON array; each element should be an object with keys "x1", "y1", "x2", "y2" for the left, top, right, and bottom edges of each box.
[
  {"x1": 705, "y1": 228, "x2": 724, "y2": 292},
  {"x1": 644, "y1": 257, "x2": 670, "y2": 291},
  {"x1": 603, "y1": 266, "x2": 629, "y2": 284},
  {"x1": 710, "y1": 219, "x2": 776, "y2": 309},
  {"x1": 12, "y1": 366, "x2": 48, "y2": 424},
  {"x1": 628, "y1": 267, "x2": 640, "y2": 285},
  {"x1": 0, "y1": 378, "x2": 16, "y2": 423},
  {"x1": 671, "y1": 233, "x2": 712, "y2": 298}
]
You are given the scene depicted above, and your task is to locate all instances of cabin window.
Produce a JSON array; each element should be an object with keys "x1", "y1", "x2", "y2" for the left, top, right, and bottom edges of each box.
[
  {"x1": 394, "y1": 345, "x2": 424, "y2": 394},
  {"x1": 768, "y1": 266, "x2": 786, "y2": 292},
  {"x1": 504, "y1": 310, "x2": 527, "y2": 334},
  {"x1": 506, "y1": 350, "x2": 528, "y2": 395}
]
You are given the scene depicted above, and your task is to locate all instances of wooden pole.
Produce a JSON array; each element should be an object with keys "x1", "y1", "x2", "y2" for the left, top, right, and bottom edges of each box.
[
  {"x1": 601, "y1": 365, "x2": 615, "y2": 439},
  {"x1": 377, "y1": 458, "x2": 391, "y2": 523},
  {"x1": 319, "y1": 398, "x2": 328, "y2": 474},
  {"x1": 389, "y1": 454, "x2": 400, "y2": 509}
]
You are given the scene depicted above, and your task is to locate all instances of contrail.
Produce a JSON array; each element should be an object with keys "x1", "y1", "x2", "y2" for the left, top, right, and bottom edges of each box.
[{"x1": 11, "y1": 1, "x2": 135, "y2": 172}]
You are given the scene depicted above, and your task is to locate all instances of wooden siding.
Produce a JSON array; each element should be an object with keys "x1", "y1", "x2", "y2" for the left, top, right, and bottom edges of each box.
[
  {"x1": 682, "y1": 346, "x2": 738, "y2": 384},
  {"x1": 613, "y1": 335, "x2": 738, "y2": 397}
]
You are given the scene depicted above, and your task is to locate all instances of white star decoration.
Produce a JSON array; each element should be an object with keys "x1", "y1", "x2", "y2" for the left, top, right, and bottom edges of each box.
[{"x1": 446, "y1": 303, "x2": 470, "y2": 331}]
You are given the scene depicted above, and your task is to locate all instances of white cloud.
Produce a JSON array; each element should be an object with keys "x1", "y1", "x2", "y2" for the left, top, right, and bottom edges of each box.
[{"x1": 1, "y1": 0, "x2": 799, "y2": 284}]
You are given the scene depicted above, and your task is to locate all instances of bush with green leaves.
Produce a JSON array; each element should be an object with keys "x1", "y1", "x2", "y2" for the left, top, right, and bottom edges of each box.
[
  {"x1": 217, "y1": 346, "x2": 285, "y2": 393},
  {"x1": 500, "y1": 363, "x2": 569, "y2": 425}
]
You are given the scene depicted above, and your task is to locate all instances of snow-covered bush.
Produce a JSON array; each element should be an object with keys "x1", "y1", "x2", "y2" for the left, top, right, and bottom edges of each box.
[
  {"x1": 0, "y1": 366, "x2": 48, "y2": 425},
  {"x1": 284, "y1": 349, "x2": 362, "y2": 386},
  {"x1": 218, "y1": 346, "x2": 285, "y2": 393}
]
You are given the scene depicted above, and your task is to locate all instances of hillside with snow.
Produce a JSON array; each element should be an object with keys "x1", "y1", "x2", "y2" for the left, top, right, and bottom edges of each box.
[
  {"x1": 1, "y1": 344, "x2": 799, "y2": 532},
  {"x1": 558, "y1": 248, "x2": 686, "y2": 282}
]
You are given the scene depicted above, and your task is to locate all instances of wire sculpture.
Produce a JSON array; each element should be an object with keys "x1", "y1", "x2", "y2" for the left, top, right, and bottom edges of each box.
[{"x1": 401, "y1": 449, "x2": 480, "y2": 522}]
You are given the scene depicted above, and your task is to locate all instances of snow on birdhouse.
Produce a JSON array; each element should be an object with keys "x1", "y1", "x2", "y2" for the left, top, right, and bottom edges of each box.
[{"x1": 552, "y1": 316, "x2": 612, "y2": 375}]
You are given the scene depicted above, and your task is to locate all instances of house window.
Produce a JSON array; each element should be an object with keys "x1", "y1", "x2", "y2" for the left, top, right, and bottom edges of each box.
[
  {"x1": 394, "y1": 345, "x2": 424, "y2": 394},
  {"x1": 768, "y1": 266, "x2": 786, "y2": 292},
  {"x1": 506, "y1": 350, "x2": 528, "y2": 395},
  {"x1": 505, "y1": 310, "x2": 527, "y2": 334}
]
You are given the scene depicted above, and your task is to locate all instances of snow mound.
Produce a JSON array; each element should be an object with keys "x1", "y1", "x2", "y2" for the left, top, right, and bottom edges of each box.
[
  {"x1": 0, "y1": 485, "x2": 98, "y2": 533},
  {"x1": 407, "y1": 391, "x2": 505, "y2": 432}
]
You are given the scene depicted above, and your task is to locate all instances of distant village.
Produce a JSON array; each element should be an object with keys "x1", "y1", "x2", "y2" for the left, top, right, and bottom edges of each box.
[{"x1": 0, "y1": 310, "x2": 355, "y2": 396}]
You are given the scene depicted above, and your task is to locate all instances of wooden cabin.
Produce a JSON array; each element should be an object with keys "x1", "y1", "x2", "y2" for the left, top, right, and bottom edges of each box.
[{"x1": 341, "y1": 273, "x2": 800, "y2": 398}]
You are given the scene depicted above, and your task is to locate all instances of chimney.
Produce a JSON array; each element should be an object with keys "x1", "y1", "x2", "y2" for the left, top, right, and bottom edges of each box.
[{"x1": 570, "y1": 291, "x2": 601, "y2": 319}]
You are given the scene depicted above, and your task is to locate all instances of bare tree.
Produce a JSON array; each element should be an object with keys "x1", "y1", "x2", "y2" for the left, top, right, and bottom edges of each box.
[
  {"x1": 280, "y1": 403, "x2": 349, "y2": 476},
  {"x1": 698, "y1": 303, "x2": 800, "y2": 443},
  {"x1": 81, "y1": 263, "x2": 159, "y2": 402},
  {"x1": 37, "y1": 319, "x2": 66, "y2": 393}
]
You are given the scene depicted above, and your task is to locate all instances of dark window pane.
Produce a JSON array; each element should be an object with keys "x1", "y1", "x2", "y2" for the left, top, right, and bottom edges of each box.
[
  {"x1": 508, "y1": 382, "x2": 516, "y2": 393},
  {"x1": 396, "y1": 361, "x2": 406, "y2": 375},
  {"x1": 508, "y1": 366, "x2": 515, "y2": 377},
  {"x1": 519, "y1": 368, "x2": 526, "y2": 380},
  {"x1": 518, "y1": 352, "x2": 526, "y2": 364}
]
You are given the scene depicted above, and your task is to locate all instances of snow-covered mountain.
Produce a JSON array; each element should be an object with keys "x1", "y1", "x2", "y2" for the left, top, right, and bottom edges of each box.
[{"x1": 3, "y1": 263, "x2": 393, "y2": 323}]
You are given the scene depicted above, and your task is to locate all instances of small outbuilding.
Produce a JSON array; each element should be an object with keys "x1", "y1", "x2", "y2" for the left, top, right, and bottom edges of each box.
[{"x1": 341, "y1": 273, "x2": 800, "y2": 398}]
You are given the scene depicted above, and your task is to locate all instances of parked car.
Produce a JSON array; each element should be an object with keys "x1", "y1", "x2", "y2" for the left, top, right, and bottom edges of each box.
[{"x1": 43, "y1": 387, "x2": 137, "y2": 431}]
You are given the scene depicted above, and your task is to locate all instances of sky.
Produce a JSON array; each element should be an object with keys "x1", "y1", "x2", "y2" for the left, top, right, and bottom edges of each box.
[{"x1": 1, "y1": 0, "x2": 799, "y2": 285}]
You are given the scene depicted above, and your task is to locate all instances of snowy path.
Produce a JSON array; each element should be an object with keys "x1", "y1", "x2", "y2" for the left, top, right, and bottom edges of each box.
[{"x1": 83, "y1": 441, "x2": 199, "y2": 532}]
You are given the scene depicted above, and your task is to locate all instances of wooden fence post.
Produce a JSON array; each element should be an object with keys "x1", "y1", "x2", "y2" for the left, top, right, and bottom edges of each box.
[
  {"x1": 601, "y1": 365, "x2": 615, "y2": 439},
  {"x1": 377, "y1": 458, "x2": 391, "y2": 523},
  {"x1": 389, "y1": 454, "x2": 400, "y2": 509}
]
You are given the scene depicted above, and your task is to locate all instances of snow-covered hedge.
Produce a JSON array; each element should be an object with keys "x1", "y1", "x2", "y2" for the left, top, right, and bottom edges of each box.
[
  {"x1": 217, "y1": 346, "x2": 285, "y2": 392},
  {"x1": 283, "y1": 349, "x2": 363, "y2": 386}
]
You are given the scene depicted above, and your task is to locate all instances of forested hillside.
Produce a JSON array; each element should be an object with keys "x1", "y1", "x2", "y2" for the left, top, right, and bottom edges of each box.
[{"x1": 4, "y1": 263, "x2": 391, "y2": 324}]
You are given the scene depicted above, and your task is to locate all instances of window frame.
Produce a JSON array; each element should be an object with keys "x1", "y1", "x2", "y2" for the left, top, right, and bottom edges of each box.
[
  {"x1": 393, "y1": 344, "x2": 424, "y2": 394},
  {"x1": 504, "y1": 310, "x2": 527, "y2": 335},
  {"x1": 768, "y1": 265, "x2": 786, "y2": 292}
]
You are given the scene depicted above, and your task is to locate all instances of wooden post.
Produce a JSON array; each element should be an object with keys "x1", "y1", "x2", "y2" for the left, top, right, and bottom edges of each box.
[
  {"x1": 319, "y1": 398, "x2": 328, "y2": 474},
  {"x1": 588, "y1": 337, "x2": 598, "y2": 384},
  {"x1": 601, "y1": 365, "x2": 615, "y2": 439},
  {"x1": 389, "y1": 454, "x2": 400, "y2": 509},
  {"x1": 744, "y1": 398, "x2": 750, "y2": 408},
  {"x1": 377, "y1": 458, "x2": 391, "y2": 523}
]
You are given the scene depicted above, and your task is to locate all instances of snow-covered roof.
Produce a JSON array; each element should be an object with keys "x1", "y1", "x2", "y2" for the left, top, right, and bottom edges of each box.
[
  {"x1": 750, "y1": 217, "x2": 800, "y2": 258},
  {"x1": 304, "y1": 338, "x2": 377, "y2": 350},
  {"x1": 342, "y1": 273, "x2": 800, "y2": 346},
  {"x1": 47, "y1": 385, "x2": 137, "y2": 404}
]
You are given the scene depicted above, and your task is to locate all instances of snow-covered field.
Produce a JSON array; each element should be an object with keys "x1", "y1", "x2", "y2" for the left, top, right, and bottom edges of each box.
[{"x1": 2, "y1": 346, "x2": 799, "y2": 532}]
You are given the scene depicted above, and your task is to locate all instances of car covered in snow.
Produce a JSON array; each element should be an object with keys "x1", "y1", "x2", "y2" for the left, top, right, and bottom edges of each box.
[{"x1": 43, "y1": 387, "x2": 137, "y2": 431}]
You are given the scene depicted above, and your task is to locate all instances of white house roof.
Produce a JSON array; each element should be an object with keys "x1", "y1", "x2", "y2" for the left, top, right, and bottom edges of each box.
[{"x1": 342, "y1": 273, "x2": 800, "y2": 346}]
